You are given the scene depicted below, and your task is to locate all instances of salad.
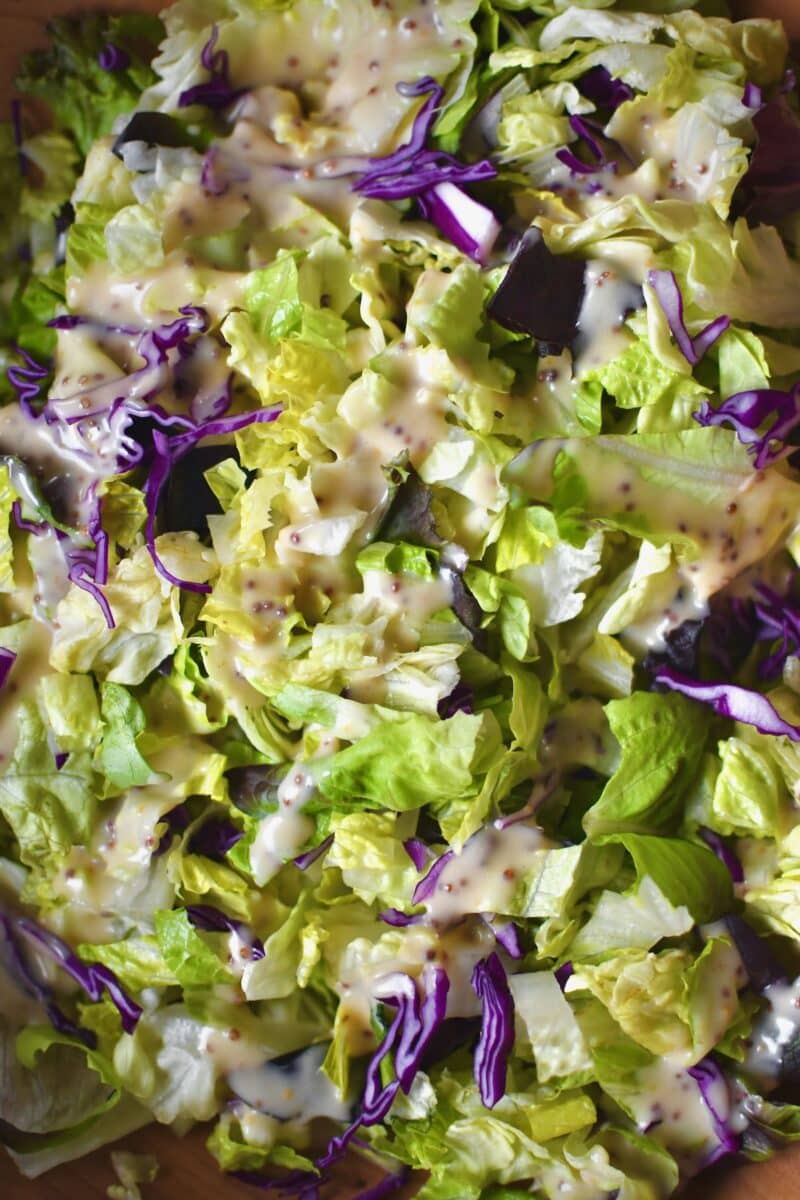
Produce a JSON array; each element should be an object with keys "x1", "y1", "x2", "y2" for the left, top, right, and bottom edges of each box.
[{"x1": 5, "y1": 0, "x2": 800, "y2": 1196}]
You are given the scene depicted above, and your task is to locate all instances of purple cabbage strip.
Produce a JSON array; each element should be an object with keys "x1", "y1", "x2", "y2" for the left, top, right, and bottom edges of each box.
[
  {"x1": 0, "y1": 647, "x2": 17, "y2": 690},
  {"x1": 12, "y1": 500, "x2": 48, "y2": 536},
  {"x1": 63, "y1": 494, "x2": 114, "y2": 629},
  {"x1": 491, "y1": 921, "x2": 523, "y2": 960},
  {"x1": 647, "y1": 269, "x2": 729, "y2": 366},
  {"x1": 699, "y1": 828, "x2": 744, "y2": 884},
  {"x1": 7, "y1": 349, "x2": 49, "y2": 418},
  {"x1": 471, "y1": 952, "x2": 515, "y2": 1109},
  {"x1": 687, "y1": 1059, "x2": 740, "y2": 1164},
  {"x1": 352, "y1": 77, "x2": 499, "y2": 263},
  {"x1": 411, "y1": 849, "x2": 454, "y2": 905},
  {"x1": 554, "y1": 961, "x2": 574, "y2": 991},
  {"x1": 416, "y1": 183, "x2": 500, "y2": 263},
  {"x1": 98, "y1": 43, "x2": 130, "y2": 72},
  {"x1": 318, "y1": 967, "x2": 448, "y2": 1169},
  {"x1": 743, "y1": 81, "x2": 764, "y2": 109},
  {"x1": 178, "y1": 25, "x2": 245, "y2": 111},
  {"x1": 137, "y1": 306, "x2": 208, "y2": 369},
  {"x1": 352, "y1": 1167, "x2": 411, "y2": 1200},
  {"x1": 144, "y1": 404, "x2": 281, "y2": 592},
  {"x1": 379, "y1": 908, "x2": 425, "y2": 928},
  {"x1": 190, "y1": 817, "x2": 245, "y2": 860},
  {"x1": 752, "y1": 582, "x2": 800, "y2": 678},
  {"x1": 0, "y1": 913, "x2": 94, "y2": 1046},
  {"x1": 556, "y1": 114, "x2": 620, "y2": 176},
  {"x1": 653, "y1": 667, "x2": 800, "y2": 740},
  {"x1": 577, "y1": 66, "x2": 634, "y2": 111},
  {"x1": 403, "y1": 837, "x2": 433, "y2": 872},
  {"x1": 185, "y1": 904, "x2": 264, "y2": 960},
  {"x1": 437, "y1": 681, "x2": 474, "y2": 719},
  {"x1": 15, "y1": 916, "x2": 142, "y2": 1033},
  {"x1": 154, "y1": 802, "x2": 191, "y2": 857},
  {"x1": 293, "y1": 834, "x2": 334, "y2": 871},
  {"x1": 693, "y1": 384, "x2": 800, "y2": 470}
]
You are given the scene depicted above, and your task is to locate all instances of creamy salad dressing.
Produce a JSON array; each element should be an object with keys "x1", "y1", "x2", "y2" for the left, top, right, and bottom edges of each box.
[
  {"x1": 249, "y1": 768, "x2": 316, "y2": 886},
  {"x1": 629, "y1": 1059, "x2": 728, "y2": 1160},
  {"x1": 424, "y1": 823, "x2": 554, "y2": 926},
  {"x1": 573, "y1": 259, "x2": 642, "y2": 376},
  {"x1": 0, "y1": 620, "x2": 52, "y2": 764},
  {"x1": 228, "y1": 1043, "x2": 350, "y2": 1121},
  {"x1": 745, "y1": 976, "x2": 800, "y2": 1085}
]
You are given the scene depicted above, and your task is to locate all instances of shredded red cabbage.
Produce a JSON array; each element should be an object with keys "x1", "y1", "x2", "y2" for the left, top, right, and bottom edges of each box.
[
  {"x1": 0, "y1": 647, "x2": 17, "y2": 690},
  {"x1": 353, "y1": 77, "x2": 499, "y2": 263},
  {"x1": 693, "y1": 384, "x2": 800, "y2": 469},
  {"x1": 98, "y1": 43, "x2": 130, "y2": 72},
  {"x1": 7, "y1": 349, "x2": 49, "y2": 418},
  {"x1": 554, "y1": 961, "x2": 574, "y2": 991},
  {"x1": 63, "y1": 493, "x2": 114, "y2": 628},
  {"x1": 751, "y1": 582, "x2": 800, "y2": 678},
  {"x1": 490, "y1": 920, "x2": 523, "y2": 960},
  {"x1": 0, "y1": 912, "x2": 95, "y2": 1046},
  {"x1": 743, "y1": 81, "x2": 764, "y2": 110},
  {"x1": 647, "y1": 270, "x2": 729, "y2": 366},
  {"x1": 556, "y1": 115, "x2": 623, "y2": 176},
  {"x1": 231, "y1": 1169, "x2": 320, "y2": 1197},
  {"x1": 411, "y1": 848, "x2": 454, "y2": 905},
  {"x1": 653, "y1": 667, "x2": 800, "y2": 740},
  {"x1": 698, "y1": 828, "x2": 744, "y2": 884},
  {"x1": 16, "y1": 916, "x2": 142, "y2": 1033},
  {"x1": 178, "y1": 25, "x2": 245, "y2": 111},
  {"x1": 687, "y1": 1059, "x2": 740, "y2": 1165},
  {"x1": 577, "y1": 66, "x2": 634, "y2": 110},
  {"x1": 403, "y1": 837, "x2": 433, "y2": 872},
  {"x1": 293, "y1": 834, "x2": 333, "y2": 870},
  {"x1": 318, "y1": 966, "x2": 449, "y2": 1169},
  {"x1": 185, "y1": 903, "x2": 265, "y2": 960},
  {"x1": 471, "y1": 951, "x2": 514, "y2": 1109},
  {"x1": 379, "y1": 908, "x2": 425, "y2": 928}
]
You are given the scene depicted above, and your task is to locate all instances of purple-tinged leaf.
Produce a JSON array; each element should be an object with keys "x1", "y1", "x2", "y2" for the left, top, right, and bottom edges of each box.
[
  {"x1": 293, "y1": 835, "x2": 333, "y2": 870},
  {"x1": 178, "y1": 25, "x2": 245, "y2": 111},
  {"x1": 98, "y1": 43, "x2": 130, "y2": 72},
  {"x1": 733, "y1": 96, "x2": 800, "y2": 225},
  {"x1": 185, "y1": 903, "x2": 265, "y2": 960},
  {"x1": 487, "y1": 227, "x2": 586, "y2": 346},
  {"x1": 699, "y1": 828, "x2": 744, "y2": 884},
  {"x1": 471, "y1": 952, "x2": 514, "y2": 1109},
  {"x1": 412, "y1": 849, "x2": 454, "y2": 905},
  {"x1": 723, "y1": 914, "x2": 786, "y2": 993},
  {"x1": 647, "y1": 269, "x2": 729, "y2": 365},
  {"x1": 653, "y1": 667, "x2": 800, "y2": 740},
  {"x1": 577, "y1": 66, "x2": 634, "y2": 110},
  {"x1": 0, "y1": 648, "x2": 16, "y2": 690},
  {"x1": 403, "y1": 837, "x2": 433, "y2": 872},
  {"x1": 693, "y1": 384, "x2": 800, "y2": 470}
]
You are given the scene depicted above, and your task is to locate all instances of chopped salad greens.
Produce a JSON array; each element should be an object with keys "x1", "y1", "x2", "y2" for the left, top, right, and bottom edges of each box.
[{"x1": 5, "y1": 1, "x2": 800, "y2": 1196}]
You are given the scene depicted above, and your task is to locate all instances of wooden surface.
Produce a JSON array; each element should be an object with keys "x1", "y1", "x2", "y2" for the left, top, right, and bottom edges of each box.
[{"x1": 4, "y1": 0, "x2": 800, "y2": 1197}]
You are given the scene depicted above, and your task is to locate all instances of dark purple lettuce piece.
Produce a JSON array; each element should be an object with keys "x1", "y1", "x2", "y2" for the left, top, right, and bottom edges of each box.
[
  {"x1": 723, "y1": 914, "x2": 786, "y2": 993},
  {"x1": 642, "y1": 618, "x2": 704, "y2": 679},
  {"x1": 486, "y1": 228, "x2": 586, "y2": 347},
  {"x1": 112, "y1": 111, "x2": 195, "y2": 159},
  {"x1": 653, "y1": 667, "x2": 800, "y2": 740},
  {"x1": 98, "y1": 43, "x2": 130, "y2": 72},
  {"x1": 378, "y1": 472, "x2": 443, "y2": 549},
  {"x1": 732, "y1": 96, "x2": 800, "y2": 226},
  {"x1": 471, "y1": 951, "x2": 515, "y2": 1108},
  {"x1": 437, "y1": 681, "x2": 474, "y2": 719}
]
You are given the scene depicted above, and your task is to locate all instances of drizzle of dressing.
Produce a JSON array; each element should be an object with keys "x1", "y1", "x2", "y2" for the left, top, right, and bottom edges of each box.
[
  {"x1": 573, "y1": 259, "x2": 642, "y2": 377},
  {"x1": 249, "y1": 768, "x2": 315, "y2": 886},
  {"x1": 0, "y1": 620, "x2": 53, "y2": 764},
  {"x1": 629, "y1": 1058, "x2": 729, "y2": 1165},
  {"x1": 228, "y1": 1043, "x2": 349, "y2": 1121},
  {"x1": 745, "y1": 976, "x2": 800, "y2": 1086},
  {"x1": 424, "y1": 823, "x2": 554, "y2": 927}
]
